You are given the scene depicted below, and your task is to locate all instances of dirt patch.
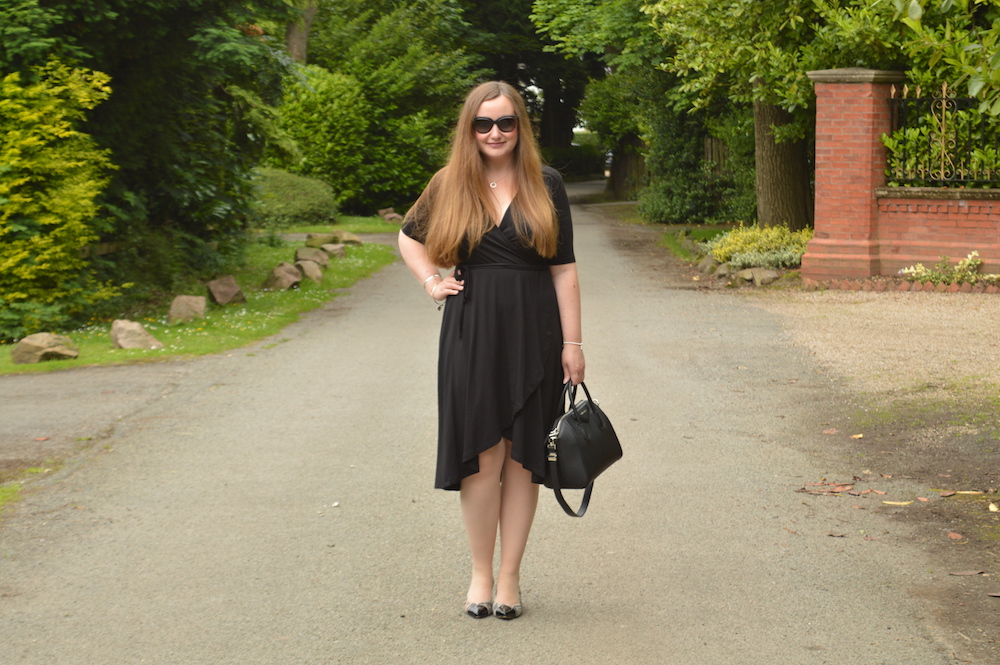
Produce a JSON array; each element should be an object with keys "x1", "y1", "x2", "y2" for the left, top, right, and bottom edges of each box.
[{"x1": 597, "y1": 212, "x2": 1000, "y2": 663}]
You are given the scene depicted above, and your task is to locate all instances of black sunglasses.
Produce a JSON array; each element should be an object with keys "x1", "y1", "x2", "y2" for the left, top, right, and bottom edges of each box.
[{"x1": 473, "y1": 115, "x2": 518, "y2": 134}]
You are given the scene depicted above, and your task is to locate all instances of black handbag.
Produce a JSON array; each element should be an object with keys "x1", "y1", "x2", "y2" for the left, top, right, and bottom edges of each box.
[{"x1": 544, "y1": 381, "x2": 622, "y2": 517}]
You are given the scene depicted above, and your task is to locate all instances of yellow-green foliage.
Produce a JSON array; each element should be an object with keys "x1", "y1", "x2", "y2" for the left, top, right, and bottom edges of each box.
[
  {"x1": 0, "y1": 61, "x2": 121, "y2": 339},
  {"x1": 708, "y1": 224, "x2": 814, "y2": 264}
]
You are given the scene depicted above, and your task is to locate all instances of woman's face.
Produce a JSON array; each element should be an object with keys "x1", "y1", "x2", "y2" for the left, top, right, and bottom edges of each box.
[{"x1": 473, "y1": 95, "x2": 519, "y2": 165}]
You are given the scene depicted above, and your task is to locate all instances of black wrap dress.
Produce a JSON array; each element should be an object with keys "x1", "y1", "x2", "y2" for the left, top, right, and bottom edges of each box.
[{"x1": 403, "y1": 166, "x2": 576, "y2": 490}]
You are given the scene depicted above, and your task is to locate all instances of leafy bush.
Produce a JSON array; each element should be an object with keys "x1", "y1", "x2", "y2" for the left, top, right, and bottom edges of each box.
[
  {"x1": 0, "y1": 61, "x2": 122, "y2": 341},
  {"x1": 899, "y1": 252, "x2": 1000, "y2": 286},
  {"x1": 704, "y1": 224, "x2": 813, "y2": 268},
  {"x1": 726, "y1": 249, "x2": 808, "y2": 271},
  {"x1": 248, "y1": 167, "x2": 338, "y2": 229},
  {"x1": 270, "y1": 66, "x2": 370, "y2": 206}
]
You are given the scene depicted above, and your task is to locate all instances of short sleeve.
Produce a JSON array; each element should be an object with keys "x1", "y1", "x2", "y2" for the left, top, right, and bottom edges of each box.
[
  {"x1": 400, "y1": 206, "x2": 426, "y2": 243},
  {"x1": 543, "y1": 166, "x2": 575, "y2": 265}
]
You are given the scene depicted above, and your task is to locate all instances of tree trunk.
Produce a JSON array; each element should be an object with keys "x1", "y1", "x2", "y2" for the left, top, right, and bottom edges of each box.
[
  {"x1": 286, "y1": 2, "x2": 319, "y2": 64},
  {"x1": 607, "y1": 133, "x2": 645, "y2": 200},
  {"x1": 753, "y1": 102, "x2": 813, "y2": 230}
]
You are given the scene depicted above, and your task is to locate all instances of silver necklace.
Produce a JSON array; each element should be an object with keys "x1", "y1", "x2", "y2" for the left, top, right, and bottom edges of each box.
[{"x1": 488, "y1": 172, "x2": 509, "y2": 189}]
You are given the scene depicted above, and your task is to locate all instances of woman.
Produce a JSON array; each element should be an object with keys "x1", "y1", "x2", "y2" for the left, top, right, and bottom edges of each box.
[{"x1": 398, "y1": 81, "x2": 583, "y2": 620}]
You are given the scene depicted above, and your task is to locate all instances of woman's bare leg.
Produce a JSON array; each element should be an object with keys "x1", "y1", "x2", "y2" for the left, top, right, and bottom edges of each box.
[
  {"x1": 459, "y1": 441, "x2": 506, "y2": 604},
  {"x1": 495, "y1": 439, "x2": 539, "y2": 607}
]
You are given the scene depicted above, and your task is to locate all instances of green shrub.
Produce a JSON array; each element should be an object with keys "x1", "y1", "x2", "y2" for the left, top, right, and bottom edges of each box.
[
  {"x1": 272, "y1": 64, "x2": 451, "y2": 213},
  {"x1": 248, "y1": 168, "x2": 338, "y2": 229},
  {"x1": 272, "y1": 66, "x2": 370, "y2": 206},
  {"x1": 704, "y1": 224, "x2": 813, "y2": 268},
  {"x1": 727, "y1": 249, "x2": 808, "y2": 271},
  {"x1": 0, "y1": 61, "x2": 122, "y2": 341}
]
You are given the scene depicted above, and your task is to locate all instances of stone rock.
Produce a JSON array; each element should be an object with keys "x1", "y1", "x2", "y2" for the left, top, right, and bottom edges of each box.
[
  {"x1": 735, "y1": 269, "x2": 755, "y2": 283},
  {"x1": 305, "y1": 230, "x2": 363, "y2": 247},
  {"x1": 207, "y1": 275, "x2": 245, "y2": 306},
  {"x1": 110, "y1": 320, "x2": 163, "y2": 350},
  {"x1": 262, "y1": 262, "x2": 302, "y2": 291},
  {"x1": 11, "y1": 333, "x2": 79, "y2": 364},
  {"x1": 305, "y1": 233, "x2": 338, "y2": 248},
  {"x1": 750, "y1": 268, "x2": 780, "y2": 287},
  {"x1": 295, "y1": 260, "x2": 323, "y2": 283},
  {"x1": 896, "y1": 281, "x2": 912, "y2": 292},
  {"x1": 697, "y1": 254, "x2": 719, "y2": 274},
  {"x1": 378, "y1": 207, "x2": 404, "y2": 223},
  {"x1": 959, "y1": 282, "x2": 973, "y2": 293},
  {"x1": 320, "y1": 243, "x2": 347, "y2": 259},
  {"x1": 295, "y1": 246, "x2": 329, "y2": 269},
  {"x1": 169, "y1": 295, "x2": 206, "y2": 324},
  {"x1": 338, "y1": 231, "x2": 363, "y2": 246},
  {"x1": 714, "y1": 263, "x2": 732, "y2": 278}
]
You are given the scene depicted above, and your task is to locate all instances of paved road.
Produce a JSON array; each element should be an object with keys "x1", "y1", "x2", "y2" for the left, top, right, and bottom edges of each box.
[{"x1": 0, "y1": 183, "x2": 959, "y2": 664}]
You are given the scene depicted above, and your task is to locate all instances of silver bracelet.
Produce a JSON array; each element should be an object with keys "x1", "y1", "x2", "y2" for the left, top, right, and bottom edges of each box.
[
  {"x1": 422, "y1": 274, "x2": 442, "y2": 287},
  {"x1": 563, "y1": 341, "x2": 583, "y2": 348}
]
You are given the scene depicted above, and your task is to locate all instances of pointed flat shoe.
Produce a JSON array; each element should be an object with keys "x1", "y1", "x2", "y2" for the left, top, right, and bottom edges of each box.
[
  {"x1": 493, "y1": 601, "x2": 522, "y2": 620},
  {"x1": 465, "y1": 601, "x2": 493, "y2": 619}
]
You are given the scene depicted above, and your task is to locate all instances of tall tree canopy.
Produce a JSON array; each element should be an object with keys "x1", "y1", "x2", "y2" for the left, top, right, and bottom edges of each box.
[
  {"x1": 644, "y1": 0, "x2": 912, "y2": 229},
  {"x1": 1, "y1": 0, "x2": 294, "y2": 249}
]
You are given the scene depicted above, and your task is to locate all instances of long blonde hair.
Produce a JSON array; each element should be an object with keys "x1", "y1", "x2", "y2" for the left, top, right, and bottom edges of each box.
[{"x1": 405, "y1": 81, "x2": 558, "y2": 268}]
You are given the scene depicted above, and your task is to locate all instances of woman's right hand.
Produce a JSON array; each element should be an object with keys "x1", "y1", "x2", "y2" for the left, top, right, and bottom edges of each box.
[{"x1": 427, "y1": 271, "x2": 464, "y2": 301}]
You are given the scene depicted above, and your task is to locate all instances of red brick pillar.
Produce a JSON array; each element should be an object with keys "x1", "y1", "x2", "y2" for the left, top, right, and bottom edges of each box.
[{"x1": 801, "y1": 68, "x2": 905, "y2": 281}]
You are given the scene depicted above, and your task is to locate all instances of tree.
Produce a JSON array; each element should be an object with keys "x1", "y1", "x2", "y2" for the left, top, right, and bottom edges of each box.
[
  {"x1": 898, "y1": 0, "x2": 1000, "y2": 114},
  {"x1": 285, "y1": 0, "x2": 481, "y2": 211},
  {"x1": 533, "y1": 0, "x2": 726, "y2": 215},
  {"x1": 1, "y1": 0, "x2": 296, "y2": 299},
  {"x1": 285, "y1": 0, "x2": 319, "y2": 63},
  {"x1": 457, "y1": 0, "x2": 599, "y2": 149},
  {"x1": 645, "y1": 0, "x2": 910, "y2": 229}
]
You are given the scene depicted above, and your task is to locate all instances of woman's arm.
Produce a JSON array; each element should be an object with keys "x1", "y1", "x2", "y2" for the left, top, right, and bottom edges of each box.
[
  {"x1": 550, "y1": 262, "x2": 584, "y2": 385},
  {"x1": 398, "y1": 230, "x2": 464, "y2": 301}
]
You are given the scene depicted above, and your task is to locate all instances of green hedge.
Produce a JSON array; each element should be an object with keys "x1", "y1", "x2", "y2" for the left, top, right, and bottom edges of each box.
[{"x1": 249, "y1": 168, "x2": 338, "y2": 228}]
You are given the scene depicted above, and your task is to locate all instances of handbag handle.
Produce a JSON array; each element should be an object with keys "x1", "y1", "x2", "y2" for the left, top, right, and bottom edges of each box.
[
  {"x1": 551, "y1": 476, "x2": 594, "y2": 517},
  {"x1": 549, "y1": 381, "x2": 594, "y2": 517}
]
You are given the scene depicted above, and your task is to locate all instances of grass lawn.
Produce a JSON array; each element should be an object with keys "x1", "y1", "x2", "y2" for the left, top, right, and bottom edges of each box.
[
  {"x1": 0, "y1": 234, "x2": 397, "y2": 376},
  {"x1": 275, "y1": 215, "x2": 403, "y2": 236}
]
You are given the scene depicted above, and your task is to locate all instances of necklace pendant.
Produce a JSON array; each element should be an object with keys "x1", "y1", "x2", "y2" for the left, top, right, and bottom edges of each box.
[{"x1": 489, "y1": 181, "x2": 497, "y2": 189}]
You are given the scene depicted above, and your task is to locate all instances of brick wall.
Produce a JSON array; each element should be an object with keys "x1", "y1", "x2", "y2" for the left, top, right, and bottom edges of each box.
[
  {"x1": 801, "y1": 68, "x2": 1000, "y2": 280},
  {"x1": 877, "y1": 193, "x2": 1000, "y2": 274}
]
